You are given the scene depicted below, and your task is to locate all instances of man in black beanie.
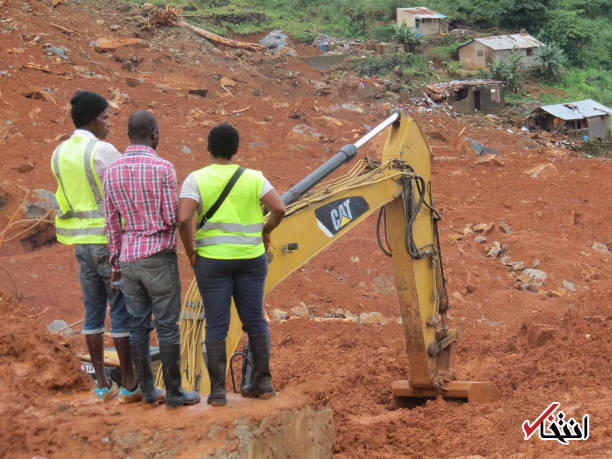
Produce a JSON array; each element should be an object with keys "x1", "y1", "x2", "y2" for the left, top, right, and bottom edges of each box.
[{"x1": 50, "y1": 90, "x2": 143, "y2": 403}]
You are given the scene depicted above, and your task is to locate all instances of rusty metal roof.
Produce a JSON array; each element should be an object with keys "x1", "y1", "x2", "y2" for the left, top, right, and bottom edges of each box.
[
  {"x1": 397, "y1": 7, "x2": 447, "y2": 19},
  {"x1": 426, "y1": 79, "x2": 503, "y2": 91},
  {"x1": 536, "y1": 99, "x2": 612, "y2": 120},
  {"x1": 473, "y1": 33, "x2": 543, "y2": 50}
]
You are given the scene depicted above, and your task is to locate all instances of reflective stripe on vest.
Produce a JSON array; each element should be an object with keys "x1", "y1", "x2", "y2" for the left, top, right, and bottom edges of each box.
[
  {"x1": 55, "y1": 226, "x2": 106, "y2": 237},
  {"x1": 200, "y1": 221, "x2": 264, "y2": 234},
  {"x1": 193, "y1": 165, "x2": 264, "y2": 259},
  {"x1": 51, "y1": 136, "x2": 107, "y2": 244}
]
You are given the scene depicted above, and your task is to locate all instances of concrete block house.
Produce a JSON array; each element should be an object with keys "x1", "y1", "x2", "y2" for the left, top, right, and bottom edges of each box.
[
  {"x1": 396, "y1": 7, "x2": 447, "y2": 36},
  {"x1": 458, "y1": 33, "x2": 543, "y2": 70}
]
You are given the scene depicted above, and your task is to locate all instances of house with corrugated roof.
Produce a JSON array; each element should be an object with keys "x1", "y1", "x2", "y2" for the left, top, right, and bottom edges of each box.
[
  {"x1": 458, "y1": 33, "x2": 544, "y2": 70},
  {"x1": 528, "y1": 99, "x2": 612, "y2": 140},
  {"x1": 396, "y1": 7, "x2": 447, "y2": 36}
]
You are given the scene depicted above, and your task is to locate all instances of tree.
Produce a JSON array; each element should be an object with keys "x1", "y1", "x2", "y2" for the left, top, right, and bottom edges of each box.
[
  {"x1": 538, "y1": 44, "x2": 565, "y2": 80},
  {"x1": 392, "y1": 23, "x2": 423, "y2": 52},
  {"x1": 494, "y1": 0, "x2": 551, "y2": 31},
  {"x1": 488, "y1": 49, "x2": 525, "y2": 92}
]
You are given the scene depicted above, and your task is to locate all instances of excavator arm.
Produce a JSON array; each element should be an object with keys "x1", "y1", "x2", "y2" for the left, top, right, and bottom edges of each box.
[{"x1": 177, "y1": 110, "x2": 498, "y2": 404}]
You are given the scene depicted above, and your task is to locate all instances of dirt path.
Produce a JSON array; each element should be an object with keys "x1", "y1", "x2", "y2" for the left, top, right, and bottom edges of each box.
[{"x1": 0, "y1": 1, "x2": 610, "y2": 457}]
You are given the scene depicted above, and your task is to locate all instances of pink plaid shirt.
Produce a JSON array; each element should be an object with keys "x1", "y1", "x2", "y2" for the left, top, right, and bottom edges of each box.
[{"x1": 103, "y1": 145, "x2": 178, "y2": 272}]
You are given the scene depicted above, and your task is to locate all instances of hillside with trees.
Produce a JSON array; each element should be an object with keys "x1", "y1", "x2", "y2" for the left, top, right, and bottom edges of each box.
[{"x1": 146, "y1": 0, "x2": 611, "y2": 107}]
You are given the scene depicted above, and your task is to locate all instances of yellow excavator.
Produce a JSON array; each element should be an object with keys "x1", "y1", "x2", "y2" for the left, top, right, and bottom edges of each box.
[{"x1": 174, "y1": 109, "x2": 498, "y2": 405}]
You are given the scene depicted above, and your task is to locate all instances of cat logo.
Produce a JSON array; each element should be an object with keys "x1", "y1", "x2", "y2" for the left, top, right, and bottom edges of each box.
[{"x1": 315, "y1": 196, "x2": 369, "y2": 238}]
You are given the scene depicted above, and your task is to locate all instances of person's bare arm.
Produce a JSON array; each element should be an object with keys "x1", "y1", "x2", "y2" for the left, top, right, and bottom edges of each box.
[
  {"x1": 261, "y1": 189, "x2": 285, "y2": 251},
  {"x1": 178, "y1": 197, "x2": 199, "y2": 267}
]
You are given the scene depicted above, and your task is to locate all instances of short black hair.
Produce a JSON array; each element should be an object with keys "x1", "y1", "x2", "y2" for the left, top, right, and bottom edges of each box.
[
  {"x1": 208, "y1": 123, "x2": 239, "y2": 160},
  {"x1": 128, "y1": 111, "x2": 158, "y2": 140}
]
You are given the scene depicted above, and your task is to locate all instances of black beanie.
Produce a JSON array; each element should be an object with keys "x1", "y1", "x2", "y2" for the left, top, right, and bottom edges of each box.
[{"x1": 70, "y1": 90, "x2": 108, "y2": 128}]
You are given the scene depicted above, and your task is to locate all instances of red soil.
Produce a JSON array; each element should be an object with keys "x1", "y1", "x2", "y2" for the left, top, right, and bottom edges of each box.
[{"x1": 0, "y1": 1, "x2": 610, "y2": 457}]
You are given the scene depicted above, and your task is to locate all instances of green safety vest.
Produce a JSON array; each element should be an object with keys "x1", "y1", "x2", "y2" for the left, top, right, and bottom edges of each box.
[
  {"x1": 194, "y1": 164, "x2": 265, "y2": 259},
  {"x1": 50, "y1": 135, "x2": 107, "y2": 245}
]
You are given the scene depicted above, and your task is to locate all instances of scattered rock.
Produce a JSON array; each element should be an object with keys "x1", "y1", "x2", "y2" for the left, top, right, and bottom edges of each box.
[
  {"x1": 286, "y1": 124, "x2": 322, "y2": 142},
  {"x1": 358, "y1": 312, "x2": 387, "y2": 325},
  {"x1": 524, "y1": 322, "x2": 559, "y2": 348},
  {"x1": 451, "y1": 290, "x2": 465, "y2": 302},
  {"x1": 333, "y1": 308, "x2": 356, "y2": 319},
  {"x1": 47, "y1": 319, "x2": 72, "y2": 335},
  {"x1": 524, "y1": 163, "x2": 559, "y2": 179},
  {"x1": 486, "y1": 241, "x2": 503, "y2": 257},
  {"x1": 188, "y1": 89, "x2": 208, "y2": 98},
  {"x1": 474, "y1": 154, "x2": 504, "y2": 166},
  {"x1": 45, "y1": 46, "x2": 67, "y2": 60},
  {"x1": 26, "y1": 189, "x2": 58, "y2": 217},
  {"x1": 473, "y1": 222, "x2": 494, "y2": 234},
  {"x1": 291, "y1": 303, "x2": 310, "y2": 317},
  {"x1": 588, "y1": 241, "x2": 611, "y2": 254},
  {"x1": 562, "y1": 280, "x2": 576, "y2": 292},
  {"x1": 258, "y1": 30, "x2": 288, "y2": 54},
  {"x1": 109, "y1": 24, "x2": 120, "y2": 32},
  {"x1": 499, "y1": 219, "x2": 513, "y2": 234},
  {"x1": 522, "y1": 268, "x2": 547, "y2": 283},
  {"x1": 21, "y1": 90, "x2": 55, "y2": 103},
  {"x1": 271, "y1": 309, "x2": 288, "y2": 321},
  {"x1": 13, "y1": 162, "x2": 34, "y2": 173},
  {"x1": 467, "y1": 138, "x2": 499, "y2": 156},
  {"x1": 125, "y1": 77, "x2": 143, "y2": 87},
  {"x1": 182, "y1": 146, "x2": 192, "y2": 154},
  {"x1": 473, "y1": 235, "x2": 487, "y2": 244},
  {"x1": 508, "y1": 261, "x2": 525, "y2": 271}
]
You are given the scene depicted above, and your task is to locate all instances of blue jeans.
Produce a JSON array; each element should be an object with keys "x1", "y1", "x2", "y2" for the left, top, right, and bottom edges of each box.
[
  {"x1": 74, "y1": 244, "x2": 130, "y2": 337},
  {"x1": 120, "y1": 251, "x2": 181, "y2": 346},
  {"x1": 194, "y1": 254, "x2": 269, "y2": 342}
]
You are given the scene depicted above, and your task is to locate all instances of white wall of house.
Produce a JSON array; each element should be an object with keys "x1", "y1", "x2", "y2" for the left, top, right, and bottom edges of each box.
[{"x1": 588, "y1": 115, "x2": 611, "y2": 139}]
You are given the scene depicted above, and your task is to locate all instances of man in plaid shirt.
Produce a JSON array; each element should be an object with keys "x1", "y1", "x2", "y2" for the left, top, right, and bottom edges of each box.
[{"x1": 103, "y1": 111, "x2": 200, "y2": 408}]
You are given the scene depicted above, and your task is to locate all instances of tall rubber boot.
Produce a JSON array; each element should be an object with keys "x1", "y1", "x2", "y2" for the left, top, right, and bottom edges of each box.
[
  {"x1": 85, "y1": 333, "x2": 110, "y2": 389},
  {"x1": 159, "y1": 343, "x2": 200, "y2": 408},
  {"x1": 113, "y1": 336, "x2": 137, "y2": 392},
  {"x1": 130, "y1": 341, "x2": 165, "y2": 404},
  {"x1": 239, "y1": 346, "x2": 257, "y2": 398},
  {"x1": 205, "y1": 340, "x2": 227, "y2": 406},
  {"x1": 248, "y1": 334, "x2": 276, "y2": 399}
]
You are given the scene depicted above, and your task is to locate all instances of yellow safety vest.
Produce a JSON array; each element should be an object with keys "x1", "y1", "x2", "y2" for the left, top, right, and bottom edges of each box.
[
  {"x1": 194, "y1": 164, "x2": 265, "y2": 259},
  {"x1": 50, "y1": 135, "x2": 107, "y2": 245}
]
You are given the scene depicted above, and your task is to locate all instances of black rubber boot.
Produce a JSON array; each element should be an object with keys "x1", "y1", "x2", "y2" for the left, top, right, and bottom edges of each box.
[
  {"x1": 130, "y1": 341, "x2": 165, "y2": 404},
  {"x1": 205, "y1": 340, "x2": 227, "y2": 406},
  {"x1": 248, "y1": 334, "x2": 276, "y2": 399},
  {"x1": 159, "y1": 343, "x2": 200, "y2": 408},
  {"x1": 239, "y1": 345, "x2": 257, "y2": 398}
]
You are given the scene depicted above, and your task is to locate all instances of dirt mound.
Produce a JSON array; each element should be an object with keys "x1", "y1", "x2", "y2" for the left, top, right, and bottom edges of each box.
[
  {"x1": 0, "y1": 289, "x2": 90, "y2": 456},
  {"x1": 0, "y1": 290, "x2": 90, "y2": 393},
  {"x1": 270, "y1": 305, "x2": 611, "y2": 457}
]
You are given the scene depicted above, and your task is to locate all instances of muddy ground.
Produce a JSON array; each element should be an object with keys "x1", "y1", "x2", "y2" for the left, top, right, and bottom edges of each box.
[{"x1": 0, "y1": 1, "x2": 610, "y2": 457}]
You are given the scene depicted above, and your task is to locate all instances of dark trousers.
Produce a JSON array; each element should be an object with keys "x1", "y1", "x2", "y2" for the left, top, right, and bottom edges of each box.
[
  {"x1": 194, "y1": 254, "x2": 269, "y2": 341},
  {"x1": 120, "y1": 251, "x2": 181, "y2": 345}
]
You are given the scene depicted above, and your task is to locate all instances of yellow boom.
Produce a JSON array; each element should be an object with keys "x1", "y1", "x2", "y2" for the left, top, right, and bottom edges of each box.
[{"x1": 176, "y1": 110, "x2": 498, "y2": 403}]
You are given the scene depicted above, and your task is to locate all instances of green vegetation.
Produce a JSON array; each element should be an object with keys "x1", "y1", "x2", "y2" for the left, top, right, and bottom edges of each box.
[
  {"x1": 352, "y1": 53, "x2": 427, "y2": 80},
  {"x1": 391, "y1": 23, "x2": 424, "y2": 53},
  {"x1": 486, "y1": 49, "x2": 525, "y2": 93},
  {"x1": 130, "y1": 0, "x2": 611, "y2": 105}
]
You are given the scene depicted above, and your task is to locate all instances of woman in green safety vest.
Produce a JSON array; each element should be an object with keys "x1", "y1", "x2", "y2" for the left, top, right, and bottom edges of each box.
[{"x1": 178, "y1": 123, "x2": 285, "y2": 406}]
